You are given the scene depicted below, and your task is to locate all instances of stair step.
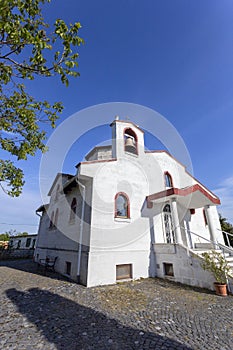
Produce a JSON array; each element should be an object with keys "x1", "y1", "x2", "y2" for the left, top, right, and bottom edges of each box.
[{"x1": 226, "y1": 256, "x2": 233, "y2": 262}]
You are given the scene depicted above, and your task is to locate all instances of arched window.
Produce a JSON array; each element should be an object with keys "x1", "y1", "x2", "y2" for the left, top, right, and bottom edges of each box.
[
  {"x1": 49, "y1": 211, "x2": 54, "y2": 229},
  {"x1": 164, "y1": 172, "x2": 173, "y2": 188},
  {"x1": 124, "y1": 128, "x2": 138, "y2": 155},
  {"x1": 115, "y1": 193, "x2": 130, "y2": 218},
  {"x1": 54, "y1": 208, "x2": 59, "y2": 228},
  {"x1": 163, "y1": 204, "x2": 175, "y2": 243},
  {"x1": 69, "y1": 197, "x2": 77, "y2": 223}
]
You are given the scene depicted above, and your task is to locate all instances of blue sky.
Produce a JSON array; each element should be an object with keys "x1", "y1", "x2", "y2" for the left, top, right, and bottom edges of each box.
[{"x1": 1, "y1": 0, "x2": 233, "y2": 233}]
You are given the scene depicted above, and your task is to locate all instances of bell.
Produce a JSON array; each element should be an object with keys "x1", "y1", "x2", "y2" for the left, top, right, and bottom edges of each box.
[{"x1": 125, "y1": 137, "x2": 137, "y2": 154}]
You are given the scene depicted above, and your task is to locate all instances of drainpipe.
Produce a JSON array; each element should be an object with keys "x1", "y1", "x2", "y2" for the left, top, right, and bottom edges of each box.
[
  {"x1": 75, "y1": 177, "x2": 86, "y2": 284},
  {"x1": 35, "y1": 210, "x2": 43, "y2": 261}
]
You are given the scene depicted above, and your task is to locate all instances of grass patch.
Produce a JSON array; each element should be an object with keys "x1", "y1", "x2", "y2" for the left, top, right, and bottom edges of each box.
[{"x1": 96, "y1": 284, "x2": 148, "y2": 312}]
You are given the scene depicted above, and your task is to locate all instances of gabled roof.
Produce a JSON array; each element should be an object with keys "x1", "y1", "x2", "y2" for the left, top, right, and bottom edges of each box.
[
  {"x1": 36, "y1": 204, "x2": 49, "y2": 213},
  {"x1": 147, "y1": 184, "x2": 220, "y2": 209},
  {"x1": 48, "y1": 172, "x2": 73, "y2": 196}
]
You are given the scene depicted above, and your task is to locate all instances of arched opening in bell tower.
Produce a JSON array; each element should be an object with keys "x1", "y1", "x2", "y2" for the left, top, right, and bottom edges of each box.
[{"x1": 124, "y1": 128, "x2": 138, "y2": 155}]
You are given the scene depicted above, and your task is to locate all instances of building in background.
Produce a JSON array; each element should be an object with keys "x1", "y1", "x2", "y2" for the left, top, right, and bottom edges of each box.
[{"x1": 9, "y1": 234, "x2": 37, "y2": 250}]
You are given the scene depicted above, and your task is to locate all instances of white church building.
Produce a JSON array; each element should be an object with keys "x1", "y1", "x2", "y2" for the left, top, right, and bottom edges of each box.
[{"x1": 35, "y1": 118, "x2": 229, "y2": 289}]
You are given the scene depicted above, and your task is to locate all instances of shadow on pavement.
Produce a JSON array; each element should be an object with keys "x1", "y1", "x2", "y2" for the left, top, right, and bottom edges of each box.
[
  {"x1": 6, "y1": 287, "x2": 193, "y2": 350},
  {"x1": 0, "y1": 259, "x2": 73, "y2": 283}
]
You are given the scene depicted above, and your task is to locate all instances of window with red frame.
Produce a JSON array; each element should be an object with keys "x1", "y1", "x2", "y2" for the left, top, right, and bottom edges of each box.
[
  {"x1": 115, "y1": 193, "x2": 130, "y2": 218},
  {"x1": 165, "y1": 172, "x2": 173, "y2": 188}
]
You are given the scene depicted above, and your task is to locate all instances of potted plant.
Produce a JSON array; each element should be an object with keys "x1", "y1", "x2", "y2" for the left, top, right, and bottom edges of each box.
[{"x1": 201, "y1": 250, "x2": 232, "y2": 296}]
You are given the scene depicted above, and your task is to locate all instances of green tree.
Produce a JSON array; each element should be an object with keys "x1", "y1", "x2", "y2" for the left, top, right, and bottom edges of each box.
[
  {"x1": 16, "y1": 231, "x2": 29, "y2": 237},
  {"x1": 1, "y1": 229, "x2": 18, "y2": 237},
  {"x1": 0, "y1": 232, "x2": 10, "y2": 241},
  {"x1": 219, "y1": 214, "x2": 233, "y2": 247},
  {"x1": 0, "y1": 0, "x2": 84, "y2": 196}
]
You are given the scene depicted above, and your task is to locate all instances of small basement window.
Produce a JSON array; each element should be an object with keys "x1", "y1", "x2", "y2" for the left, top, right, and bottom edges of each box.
[
  {"x1": 116, "y1": 264, "x2": 132, "y2": 280},
  {"x1": 164, "y1": 263, "x2": 174, "y2": 277},
  {"x1": 66, "y1": 261, "x2": 71, "y2": 276}
]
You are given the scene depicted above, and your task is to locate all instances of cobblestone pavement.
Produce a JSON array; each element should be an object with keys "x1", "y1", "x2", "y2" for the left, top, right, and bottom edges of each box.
[{"x1": 0, "y1": 260, "x2": 232, "y2": 350}]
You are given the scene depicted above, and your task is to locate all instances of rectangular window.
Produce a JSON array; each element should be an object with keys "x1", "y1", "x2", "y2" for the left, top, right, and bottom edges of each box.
[
  {"x1": 203, "y1": 209, "x2": 208, "y2": 226},
  {"x1": 32, "y1": 239, "x2": 36, "y2": 249},
  {"x1": 26, "y1": 238, "x2": 31, "y2": 247},
  {"x1": 164, "y1": 263, "x2": 174, "y2": 277},
  {"x1": 116, "y1": 264, "x2": 132, "y2": 280},
  {"x1": 66, "y1": 261, "x2": 71, "y2": 276}
]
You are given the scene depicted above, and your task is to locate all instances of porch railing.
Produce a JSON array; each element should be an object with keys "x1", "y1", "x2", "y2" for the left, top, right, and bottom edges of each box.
[
  {"x1": 180, "y1": 226, "x2": 233, "y2": 257},
  {"x1": 217, "y1": 229, "x2": 233, "y2": 249}
]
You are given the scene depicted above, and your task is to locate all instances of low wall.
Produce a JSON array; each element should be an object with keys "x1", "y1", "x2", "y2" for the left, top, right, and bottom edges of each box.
[
  {"x1": 0, "y1": 249, "x2": 34, "y2": 260},
  {"x1": 154, "y1": 243, "x2": 216, "y2": 291}
]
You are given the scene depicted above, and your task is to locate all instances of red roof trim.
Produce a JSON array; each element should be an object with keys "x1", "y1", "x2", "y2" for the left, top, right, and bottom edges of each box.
[
  {"x1": 145, "y1": 150, "x2": 220, "y2": 200},
  {"x1": 146, "y1": 184, "x2": 220, "y2": 208}
]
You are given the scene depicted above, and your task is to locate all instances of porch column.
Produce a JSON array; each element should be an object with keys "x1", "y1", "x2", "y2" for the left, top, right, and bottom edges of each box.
[
  {"x1": 171, "y1": 198, "x2": 183, "y2": 245},
  {"x1": 204, "y1": 205, "x2": 218, "y2": 244}
]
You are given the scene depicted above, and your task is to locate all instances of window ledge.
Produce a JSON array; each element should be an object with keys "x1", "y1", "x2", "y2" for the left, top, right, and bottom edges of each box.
[{"x1": 114, "y1": 217, "x2": 131, "y2": 223}]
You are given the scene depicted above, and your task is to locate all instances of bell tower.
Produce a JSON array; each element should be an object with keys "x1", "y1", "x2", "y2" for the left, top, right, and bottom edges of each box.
[
  {"x1": 124, "y1": 128, "x2": 137, "y2": 155},
  {"x1": 110, "y1": 117, "x2": 145, "y2": 159}
]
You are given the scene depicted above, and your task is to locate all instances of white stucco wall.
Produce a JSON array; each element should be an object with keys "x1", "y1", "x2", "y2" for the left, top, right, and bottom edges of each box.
[
  {"x1": 78, "y1": 121, "x2": 221, "y2": 287},
  {"x1": 154, "y1": 244, "x2": 216, "y2": 290},
  {"x1": 35, "y1": 119, "x2": 222, "y2": 289}
]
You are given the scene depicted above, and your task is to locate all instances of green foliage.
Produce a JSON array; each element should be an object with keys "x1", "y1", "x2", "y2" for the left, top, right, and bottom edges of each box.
[
  {"x1": 0, "y1": 0, "x2": 84, "y2": 196},
  {"x1": 16, "y1": 231, "x2": 28, "y2": 237},
  {"x1": 3, "y1": 229, "x2": 18, "y2": 236},
  {"x1": 219, "y1": 214, "x2": 233, "y2": 247},
  {"x1": 201, "y1": 250, "x2": 232, "y2": 284},
  {"x1": 0, "y1": 232, "x2": 10, "y2": 241}
]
